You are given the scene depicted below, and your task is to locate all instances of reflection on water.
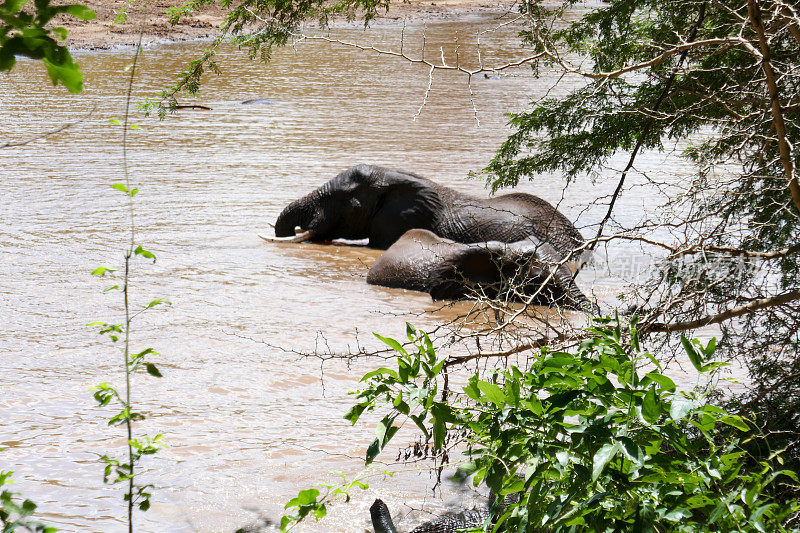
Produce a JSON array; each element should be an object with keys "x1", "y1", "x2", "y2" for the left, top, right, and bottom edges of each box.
[{"x1": 0, "y1": 11, "x2": 706, "y2": 532}]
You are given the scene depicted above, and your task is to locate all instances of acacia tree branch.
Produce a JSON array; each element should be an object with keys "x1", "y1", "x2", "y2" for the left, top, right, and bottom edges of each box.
[
  {"x1": 577, "y1": 2, "x2": 708, "y2": 267},
  {"x1": 668, "y1": 242, "x2": 800, "y2": 259},
  {"x1": 589, "y1": 233, "x2": 800, "y2": 258},
  {"x1": 779, "y1": 3, "x2": 800, "y2": 47},
  {"x1": 747, "y1": 0, "x2": 800, "y2": 213},
  {"x1": 539, "y1": 37, "x2": 741, "y2": 81},
  {"x1": 291, "y1": 32, "x2": 547, "y2": 75},
  {"x1": 642, "y1": 288, "x2": 800, "y2": 333},
  {"x1": 241, "y1": 8, "x2": 546, "y2": 76}
]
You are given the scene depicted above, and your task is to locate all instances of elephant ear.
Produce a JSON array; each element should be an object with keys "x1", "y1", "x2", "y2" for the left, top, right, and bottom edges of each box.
[{"x1": 370, "y1": 175, "x2": 445, "y2": 248}]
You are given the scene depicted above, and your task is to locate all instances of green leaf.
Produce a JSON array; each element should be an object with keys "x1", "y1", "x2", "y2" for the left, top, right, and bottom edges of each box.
[
  {"x1": 373, "y1": 333, "x2": 407, "y2": 355},
  {"x1": 285, "y1": 488, "x2": 319, "y2": 508},
  {"x1": 541, "y1": 355, "x2": 576, "y2": 369},
  {"x1": 4, "y1": 0, "x2": 28, "y2": 12},
  {"x1": 476, "y1": 381, "x2": 506, "y2": 406},
  {"x1": 463, "y1": 378, "x2": 481, "y2": 401},
  {"x1": 681, "y1": 335, "x2": 703, "y2": 372},
  {"x1": 42, "y1": 55, "x2": 84, "y2": 93},
  {"x1": 145, "y1": 363, "x2": 162, "y2": 377},
  {"x1": 91, "y1": 266, "x2": 116, "y2": 276},
  {"x1": 592, "y1": 442, "x2": 619, "y2": 481},
  {"x1": 111, "y1": 183, "x2": 128, "y2": 193},
  {"x1": 361, "y1": 367, "x2": 398, "y2": 381},
  {"x1": 134, "y1": 245, "x2": 155, "y2": 261},
  {"x1": 19, "y1": 498, "x2": 36, "y2": 516},
  {"x1": 61, "y1": 4, "x2": 96, "y2": 20},
  {"x1": 343, "y1": 402, "x2": 367, "y2": 424},
  {"x1": 366, "y1": 416, "x2": 397, "y2": 465},
  {"x1": 644, "y1": 372, "x2": 676, "y2": 392},
  {"x1": 433, "y1": 417, "x2": 445, "y2": 450},
  {"x1": 641, "y1": 387, "x2": 660, "y2": 424},
  {"x1": 393, "y1": 398, "x2": 410, "y2": 416},
  {"x1": 51, "y1": 26, "x2": 68, "y2": 40},
  {"x1": 719, "y1": 415, "x2": 749, "y2": 432},
  {"x1": 669, "y1": 398, "x2": 696, "y2": 421},
  {"x1": 409, "y1": 413, "x2": 429, "y2": 440},
  {"x1": 702, "y1": 337, "x2": 717, "y2": 358},
  {"x1": 145, "y1": 298, "x2": 169, "y2": 309},
  {"x1": 365, "y1": 438, "x2": 381, "y2": 465}
]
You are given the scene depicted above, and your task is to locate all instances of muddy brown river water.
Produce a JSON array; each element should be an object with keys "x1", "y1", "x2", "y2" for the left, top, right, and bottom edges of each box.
[{"x1": 0, "y1": 10, "x2": 720, "y2": 532}]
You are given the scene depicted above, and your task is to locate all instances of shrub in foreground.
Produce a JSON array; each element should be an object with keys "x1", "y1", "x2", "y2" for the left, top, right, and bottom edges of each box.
[{"x1": 284, "y1": 318, "x2": 800, "y2": 532}]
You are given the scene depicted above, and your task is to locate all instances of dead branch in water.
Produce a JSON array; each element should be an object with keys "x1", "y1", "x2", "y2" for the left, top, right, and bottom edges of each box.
[{"x1": 0, "y1": 106, "x2": 96, "y2": 149}]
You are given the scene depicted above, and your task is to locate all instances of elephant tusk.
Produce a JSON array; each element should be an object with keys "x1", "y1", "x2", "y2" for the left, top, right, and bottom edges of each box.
[{"x1": 258, "y1": 230, "x2": 316, "y2": 243}]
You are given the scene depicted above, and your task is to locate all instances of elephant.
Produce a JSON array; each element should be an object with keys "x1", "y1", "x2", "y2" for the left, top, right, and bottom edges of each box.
[
  {"x1": 370, "y1": 498, "x2": 488, "y2": 533},
  {"x1": 370, "y1": 491, "x2": 520, "y2": 533},
  {"x1": 241, "y1": 98, "x2": 279, "y2": 105},
  {"x1": 366, "y1": 229, "x2": 592, "y2": 310},
  {"x1": 267, "y1": 164, "x2": 585, "y2": 257}
]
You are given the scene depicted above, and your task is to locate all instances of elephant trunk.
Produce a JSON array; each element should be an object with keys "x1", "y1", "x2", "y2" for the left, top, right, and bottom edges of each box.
[
  {"x1": 370, "y1": 499, "x2": 398, "y2": 533},
  {"x1": 274, "y1": 185, "x2": 335, "y2": 238},
  {"x1": 274, "y1": 194, "x2": 314, "y2": 237}
]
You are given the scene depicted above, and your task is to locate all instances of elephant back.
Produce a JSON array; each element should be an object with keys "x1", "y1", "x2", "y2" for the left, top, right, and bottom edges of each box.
[
  {"x1": 497, "y1": 193, "x2": 585, "y2": 257},
  {"x1": 443, "y1": 193, "x2": 584, "y2": 259}
]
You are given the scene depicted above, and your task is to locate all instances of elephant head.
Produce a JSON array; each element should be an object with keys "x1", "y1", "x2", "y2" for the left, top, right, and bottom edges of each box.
[{"x1": 272, "y1": 164, "x2": 444, "y2": 248}]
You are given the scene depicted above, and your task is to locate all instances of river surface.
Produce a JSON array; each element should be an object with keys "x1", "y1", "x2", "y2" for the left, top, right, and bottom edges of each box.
[{"x1": 1, "y1": 9, "x2": 715, "y2": 532}]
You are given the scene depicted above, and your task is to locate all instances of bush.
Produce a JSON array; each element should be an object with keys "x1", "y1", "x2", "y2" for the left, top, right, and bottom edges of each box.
[
  {"x1": 331, "y1": 318, "x2": 800, "y2": 532},
  {"x1": 0, "y1": 470, "x2": 56, "y2": 533}
]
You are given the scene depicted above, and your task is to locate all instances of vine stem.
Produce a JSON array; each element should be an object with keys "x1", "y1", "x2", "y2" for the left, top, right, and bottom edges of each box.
[
  {"x1": 120, "y1": 5, "x2": 146, "y2": 532},
  {"x1": 123, "y1": 253, "x2": 133, "y2": 533}
]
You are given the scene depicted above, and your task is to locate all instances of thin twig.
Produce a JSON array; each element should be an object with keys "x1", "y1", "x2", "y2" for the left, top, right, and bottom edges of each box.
[{"x1": 0, "y1": 106, "x2": 97, "y2": 149}]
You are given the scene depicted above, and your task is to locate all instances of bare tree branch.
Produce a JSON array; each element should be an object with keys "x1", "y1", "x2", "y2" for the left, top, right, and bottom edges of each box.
[
  {"x1": 0, "y1": 106, "x2": 96, "y2": 149},
  {"x1": 643, "y1": 288, "x2": 800, "y2": 333},
  {"x1": 748, "y1": 0, "x2": 800, "y2": 213}
]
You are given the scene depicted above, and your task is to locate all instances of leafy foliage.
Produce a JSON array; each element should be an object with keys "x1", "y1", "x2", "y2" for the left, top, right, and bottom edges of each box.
[
  {"x1": 0, "y1": 0, "x2": 95, "y2": 92},
  {"x1": 281, "y1": 474, "x2": 369, "y2": 531},
  {"x1": 481, "y1": 0, "x2": 800, "y2": 481},
  {"x1": 335, "y1": 318, "x2": 800, "y2": 532},
  {"x1": 0, "y1": 469, "x2": 56, "y2": 532},
  {"x1": 88, "y1": 169, "x2": 168, "y2": 521}
]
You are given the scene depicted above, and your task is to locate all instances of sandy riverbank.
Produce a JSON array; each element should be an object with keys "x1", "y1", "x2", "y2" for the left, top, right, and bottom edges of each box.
[{"x1": 60, "y1": 0, "x2": 519, "y2": 49}]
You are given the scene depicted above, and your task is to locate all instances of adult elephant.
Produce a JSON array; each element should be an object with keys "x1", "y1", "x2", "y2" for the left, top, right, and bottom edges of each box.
[
  {"x1": 268, "y1": 164, "x2": 585, "y2": 256},
  {"x1": 366, "y1": 229, "x2": 593, "y2": 310}
]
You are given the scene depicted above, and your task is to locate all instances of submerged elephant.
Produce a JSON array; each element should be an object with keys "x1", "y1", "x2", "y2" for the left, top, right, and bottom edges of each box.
[
  {"x1": 366, "y1": 229, "x2": 592, "y2": 309},
  {"x1": 267, "y1": 164, "x2": 585, "y2": 255},
  {"x1": 371, "y1": 498, "x2": 488, "y2": 533},
  {"x1": 370, "y1": 491, "x2": 521, "y2": 533}
]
